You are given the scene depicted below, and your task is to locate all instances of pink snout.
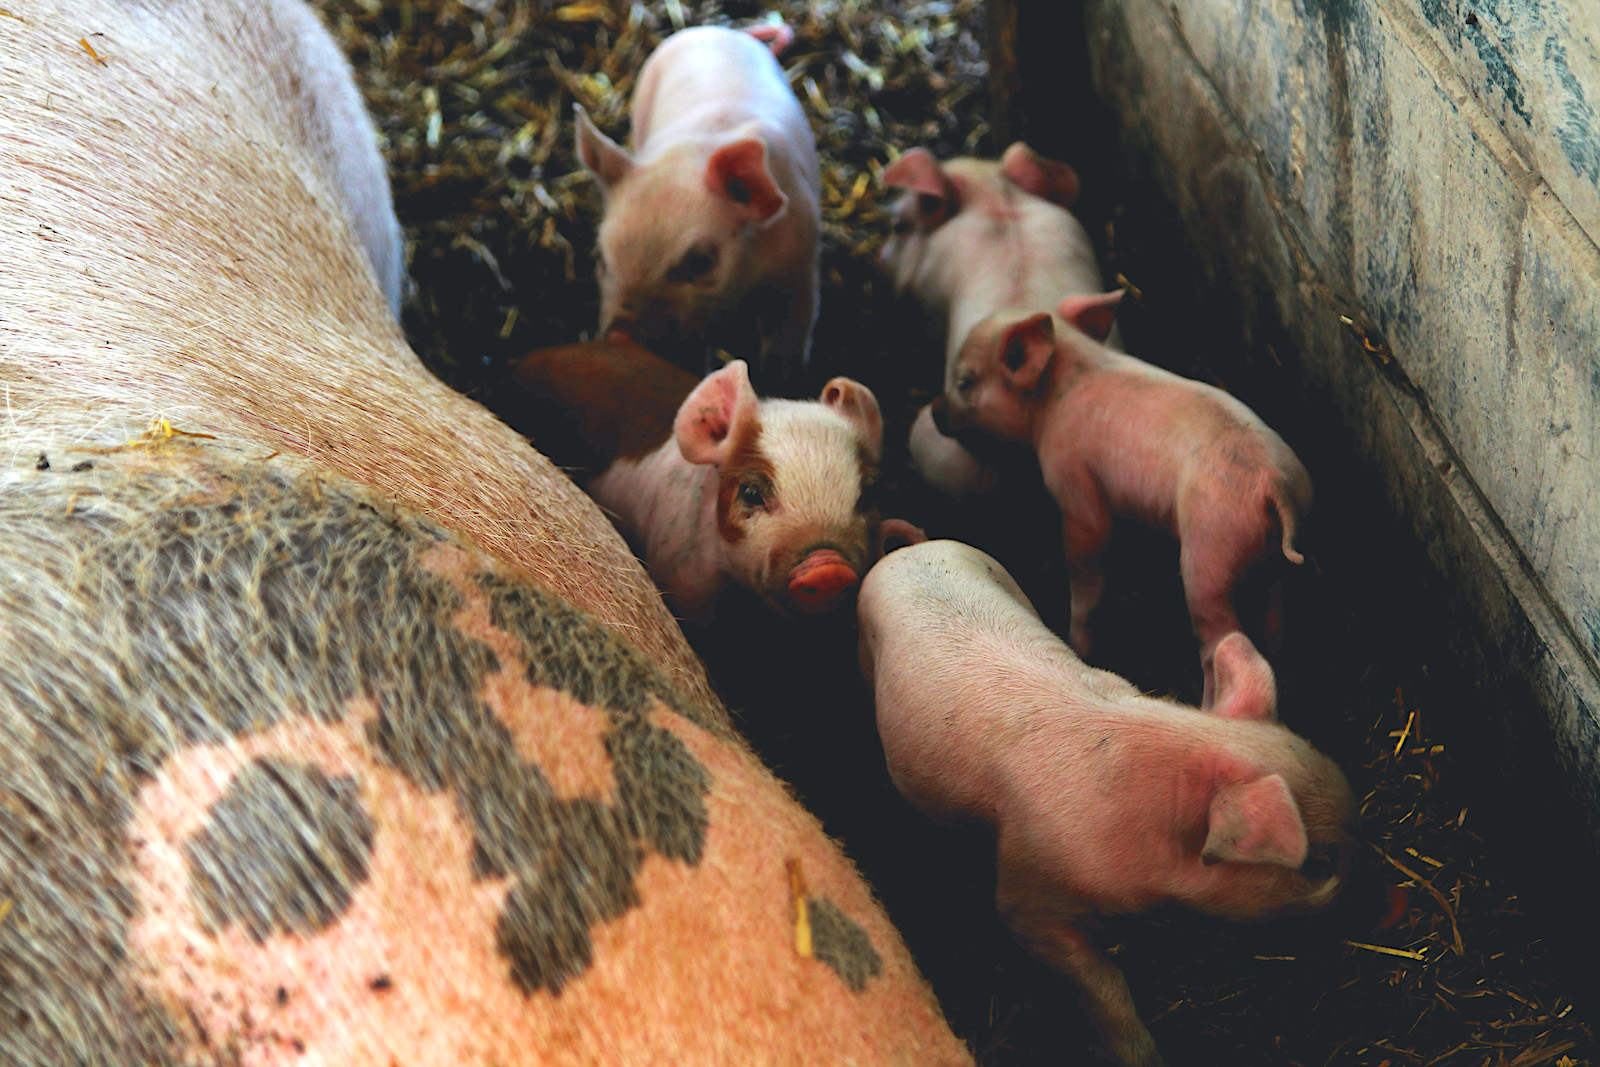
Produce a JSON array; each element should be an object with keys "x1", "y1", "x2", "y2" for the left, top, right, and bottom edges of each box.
[{"x1": 787, "y1": 550, "x2": 860, "y2": 613}]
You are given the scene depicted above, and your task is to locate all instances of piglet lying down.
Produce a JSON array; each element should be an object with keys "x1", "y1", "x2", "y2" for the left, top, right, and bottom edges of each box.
[{"x1": 858, "y1": 540, "x2": 1363, "y2": 1067}]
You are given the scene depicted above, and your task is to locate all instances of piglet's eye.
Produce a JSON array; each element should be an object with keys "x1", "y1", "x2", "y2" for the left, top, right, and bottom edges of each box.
[
  {"x1": 891, "y1": 218, "x2": 913, "y2": 236},
  {"x1": 955, "y1": 373, "x2": 977, "y2": 395},
  {"x1": 738, "y1": 481, "x2": 767, "y2": 509},
  {"x1": 667, "y1": 245, "x2": 718, "y2": 283},
  {"x1": 1299, "y1": 849, "x2": 1336, "y2": 881}
]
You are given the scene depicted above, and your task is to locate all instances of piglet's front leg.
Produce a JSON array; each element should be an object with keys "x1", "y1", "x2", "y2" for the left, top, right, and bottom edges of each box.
[
  {"x1": 997, "y1": 883, "x2": 1165, "y2": 1067},
  {"x1": 1058, "y1": 473, "x2": 1113, "y2": 658}
]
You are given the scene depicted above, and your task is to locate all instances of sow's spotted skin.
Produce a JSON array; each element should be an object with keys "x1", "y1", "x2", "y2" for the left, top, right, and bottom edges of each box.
[
  {"x1": 0, "y1": 0, "x2": 967, "y2": 1061},
  {"x1": 0, "y1": 449, "x2": 963, "y2": 1065}
]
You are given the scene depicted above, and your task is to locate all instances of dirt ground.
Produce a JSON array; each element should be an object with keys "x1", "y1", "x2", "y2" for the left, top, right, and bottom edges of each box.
[{"x1": 313, "y1": 0, "x2": 1597, "y2": 1062}]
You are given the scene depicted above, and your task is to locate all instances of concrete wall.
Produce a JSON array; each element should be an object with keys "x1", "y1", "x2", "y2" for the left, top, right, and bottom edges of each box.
[{"x1": 1078, "y1": 0, "x2": 1600, "y2": 837}]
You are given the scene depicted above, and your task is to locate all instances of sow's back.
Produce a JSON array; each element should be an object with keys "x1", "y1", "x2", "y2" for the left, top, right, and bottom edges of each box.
[{"x1": 0, "y1": 2, "x2": 968, "y2": 1064}]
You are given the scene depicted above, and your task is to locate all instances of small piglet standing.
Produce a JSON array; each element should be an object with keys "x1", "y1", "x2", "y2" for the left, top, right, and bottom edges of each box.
[
  {"x1": 575, "y1": 25, "x2": 820, "y2": 385},
  {"x1": 858, "y1": 540, "x2": 1359, "y2": 1067},
  {"x1": 935, "y1": 301, "x2": 1314, "y2": 704},
  {"x1": 878, "y1": 142, "x2": 1105, "y2": 498},
  {"x1": 506, "y1": 340, "x2": 895, "y2": 622}
]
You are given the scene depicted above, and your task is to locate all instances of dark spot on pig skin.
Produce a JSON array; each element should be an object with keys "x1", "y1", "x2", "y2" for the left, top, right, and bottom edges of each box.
[
  {"x1": 497, "y1": 797, "x2": 643, "y2": 993},
  {"x1": 34, "y1": 453, "x2": 48, "y2": 470},
  {"x1": 369, "y1": 975, "x2": 391, "y2": 992},
  {"x1": 366, "y1": 569, "x2": 713, "y2": 993},
  {"x1": 807, "y1": 897, "x2": 883, "y2": 992},
  {"x1": 70, "y1": 460, "x2": 94, "y2": 472},
  {"x1": 0, "y1": 448, "x2": 715, "y2": 1063},
  {"x1": 185, "y1": 759, "x2": 375, "y2": 942},
  {"x1": 479, "y1": 571, "x2": 725, "y2": 739}
]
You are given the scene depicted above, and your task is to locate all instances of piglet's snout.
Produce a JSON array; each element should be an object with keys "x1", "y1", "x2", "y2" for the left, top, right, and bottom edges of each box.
[
  {"x1": 602, "y1": 303, "x2": 675, "y2": 345},
  {"x1": 787, "y1": 549, "x2": 860, "y2": 613}
]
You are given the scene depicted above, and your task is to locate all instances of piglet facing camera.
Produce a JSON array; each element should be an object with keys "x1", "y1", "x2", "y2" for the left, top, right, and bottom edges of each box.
[
  {"x1": 574, "y1": 25, "x2": 820, "y2": 387},
  {"x1": 858, "y1": 540, "x2": 1360, "y2": 1067},
  {"x1": 505, "y1": 342, "x2": 902, "y2": 623}
]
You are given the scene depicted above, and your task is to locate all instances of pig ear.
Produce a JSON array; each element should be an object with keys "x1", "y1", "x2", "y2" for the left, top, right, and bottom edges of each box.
[
  {"x1": 1056, "y1": 290, "x2": 1124, "y2": 343},
  {"x1": 1202, "y1": 774, "x2": 1309, "y2": 868},
  {"x1": 996, "y1": 312, "x2": 1056, "y2": 392},
  {"x1": 743, "y1": 21, "x2": 794, "y2": 57},
  {"x1": 574, "y1": 104, "x2": 633, "y2": 189},
  {"x1": 820, "y1": 377, "x2": 884, "y2": 459},
  {"x1": 1207, "y1": 632, "x2": 1279, "y2": 720},
  {"x1": 875, "y1": 518, "x2": 927, "y2": 559},
  {"x1": 676, "y1": 360, "x2": 759, "y2": 466},
  {"x1": 707, "y1": 138, "x2": 788, "y2": 222},
  {"x1": 882, "y1": 148, "x2": 958, "y2": 228},
  {"x1": 1000, "y1": 141, "x2": 1081, "y2": 207}
]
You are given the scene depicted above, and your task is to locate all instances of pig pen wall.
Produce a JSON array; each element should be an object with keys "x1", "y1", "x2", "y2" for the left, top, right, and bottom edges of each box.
[{"x1": 1001, "y1": 0, "x2": 1600, "y2": 955}]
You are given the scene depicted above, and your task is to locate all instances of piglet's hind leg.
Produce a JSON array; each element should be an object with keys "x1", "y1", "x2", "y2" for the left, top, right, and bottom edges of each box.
[
  {"x1": 1180, "y1": 533, "x2": 1255, "y2": 709},
  {"x1": 997, "y1": 880, "x2": 1166, "y2": 1067}
]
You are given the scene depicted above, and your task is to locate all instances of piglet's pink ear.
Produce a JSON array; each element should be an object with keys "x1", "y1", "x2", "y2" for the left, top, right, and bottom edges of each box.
[
  {"x1": 882, "y1": 147, "x2": 958, "y2": 228},
  {"x1": 743, "y1": 21, "x2": 794, "y2": 56},
  {"x1": 996, "y1": 312, "x2": 1056, "y2": 392},
  {"x1": 1000, "y1": 141, "x2": 1081, "y2": 207},
  {"x1": 1056, "y1": 290, "x2": 1124, "y2": 343},
  {"x1": 676, "y1": 360, "x2": 759, "y2": 466},
  {"x1": 820, "y1": 377, "x2": 884, "y2": 459},
  {"x1": 707, "y1": 139, "x2": 787, "y2": 222},
  {"x1": 574, "y1": 104, "x2": 633, "y2": 190},
  {"x1": 1202, "y1": 774, "x2": 1308, "y2": 868},
  {"x1": 1207, "y1": 632, "x2": 1279, "y2": 720},
  {"x1": 874, "y1": 518, "x2": 927, "y2": 560}
]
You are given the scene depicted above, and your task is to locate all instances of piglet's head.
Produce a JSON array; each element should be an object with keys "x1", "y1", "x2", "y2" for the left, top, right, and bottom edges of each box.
[
  {"x1": 878, "y1": 144, "x2": 1082, "y2": 308},
  {"x1": 1187, "y1": 634, "x2": 1362, "y2": 923},
  {"x1": 676, "y1": 362, "x2": 886, "y2": 616},
  {"x1": 878, "y1": 147, "x2": 961, "y2": 297},
  {"x1": 577, "y1": 105, "x2": 788, "y2": 350},
  {"x1": 934, "y1": 309, "x2": 1057, "y2": 447}
]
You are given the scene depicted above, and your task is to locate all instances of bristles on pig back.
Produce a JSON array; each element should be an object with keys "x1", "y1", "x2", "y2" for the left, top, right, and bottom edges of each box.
[
  {"x1": 0, "y1": 0, "x2": 708, "y2": 703},
  {"x1": 0, "y1": 447, "x2": 964, "y2": 1064}
]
